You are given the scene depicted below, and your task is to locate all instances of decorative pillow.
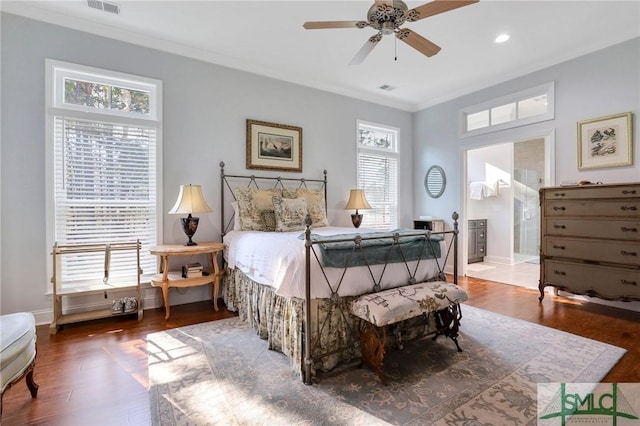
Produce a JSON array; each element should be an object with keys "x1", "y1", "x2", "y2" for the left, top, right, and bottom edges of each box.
[
  {"x1": 235, "y1": 188, "x2": 282, "y2": 231},
  {"x1": 260, "y1": 210, "x2": 277, "y2": 232},
  {"x1": 282, "y1": 188, "x2": 329, "y2": 227},
  {"x1": 272, "y1": 196, "x2": 308, "y2": 232}
]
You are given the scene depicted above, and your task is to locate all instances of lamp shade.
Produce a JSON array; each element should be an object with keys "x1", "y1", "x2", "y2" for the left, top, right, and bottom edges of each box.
[
  {"x1": 168, "y1": 184, "x2": 213, "y2": 214},
  {"x1": 344, "y1": 189, "x2": 372, "y2": 210}
]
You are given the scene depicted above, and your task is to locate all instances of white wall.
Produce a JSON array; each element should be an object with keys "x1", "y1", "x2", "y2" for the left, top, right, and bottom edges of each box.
[
  {"x1": 413, "y1": 37, "x2": 639, "y2": 243},
  {"x1": 413, "y1": 37, "x2": 640, "y2": 311},
  {"x1": 0, "y1": 12, "x2": 414, "y2": 320}
]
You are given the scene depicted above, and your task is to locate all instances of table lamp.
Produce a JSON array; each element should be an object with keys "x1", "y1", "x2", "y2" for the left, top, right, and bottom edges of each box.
[
  {"x1": 344, "y1": 188, "x2": 372, "y2": 228},
  {"x1": 168, "y1": 184, "x2": 213, "y2": 245}
]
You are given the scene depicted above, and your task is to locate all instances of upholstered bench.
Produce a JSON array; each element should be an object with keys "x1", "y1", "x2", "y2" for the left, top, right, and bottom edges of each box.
[
  {"x1": 351, "y1": 281, "x2": 468, "y2": 384},
  {"x1": 1, "y1": 312, "x2": 38, "y2": 416}
]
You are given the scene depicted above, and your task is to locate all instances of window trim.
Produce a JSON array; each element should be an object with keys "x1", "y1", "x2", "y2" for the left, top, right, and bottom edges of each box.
[
  {"x1": 45, "y1": 59, "x2": 163, "y2": 291},
  {"x1": 356, "y1": 120, "x2": 400, "y2": 230},
  {"x1": 51, "y1": 60, "x2": 160, "y2": 121},
  {"x1": 460, "y1": 81, "x2": 555, "y2": 137}
]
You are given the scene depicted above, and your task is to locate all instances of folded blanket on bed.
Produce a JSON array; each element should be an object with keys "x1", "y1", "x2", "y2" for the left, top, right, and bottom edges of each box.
[{"x1": 300, "y1": 230, "x2": 443, "y2": 268}]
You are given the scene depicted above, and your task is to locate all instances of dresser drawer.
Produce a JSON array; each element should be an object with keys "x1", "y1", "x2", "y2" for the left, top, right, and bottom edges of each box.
[
  {"x1": 543, "y1": 260, "x2": 640, "y2": 299},
  {"x1": 545, "y1": 218, "x2": 640, "y2": 240},
  {"x1": 544, "y1": 237, "x2": 640, "y2": 266},
  {"x1": 468, "y1": 219, "x2": 486, "y2": 229},
  {"x1": 543, "y1": 184, "x2": 639, "y2": 200},
  {"x1": 544, "y1": 199, "x2": 640, "y2": 218}
]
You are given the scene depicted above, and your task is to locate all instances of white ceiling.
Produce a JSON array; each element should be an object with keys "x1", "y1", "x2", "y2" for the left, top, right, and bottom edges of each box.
[{"x1": 3, "y1": 1, "x2": 639, "y2": 111}]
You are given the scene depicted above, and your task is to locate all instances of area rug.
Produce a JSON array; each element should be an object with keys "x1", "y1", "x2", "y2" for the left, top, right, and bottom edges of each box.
[{"x1": 147, "y1": 305, "x2": 625, "y2": 425}]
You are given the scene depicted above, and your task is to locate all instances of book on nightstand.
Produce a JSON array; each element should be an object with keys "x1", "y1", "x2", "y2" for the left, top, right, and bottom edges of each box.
[{"x1": 182, "y1": 262, "x2": 203, "y2": 278}]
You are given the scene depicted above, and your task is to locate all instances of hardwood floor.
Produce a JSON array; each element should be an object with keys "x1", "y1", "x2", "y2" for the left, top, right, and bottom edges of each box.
[{"x1": 2, "y1": 277, "x2": 638, "y2": 425}]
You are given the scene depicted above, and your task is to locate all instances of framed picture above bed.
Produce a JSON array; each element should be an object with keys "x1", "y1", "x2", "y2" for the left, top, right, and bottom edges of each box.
[
  {"x1": 246, "y1": 119, "x2": 302, "y2": 172},
  {"x1": 577, "y1": 112, "x2": 633, "y2": 170}
]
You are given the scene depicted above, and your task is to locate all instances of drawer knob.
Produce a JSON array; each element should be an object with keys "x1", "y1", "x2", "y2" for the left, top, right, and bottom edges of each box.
[
  {"x1": 620, "y1": 206, "x2": 637, "y2": 211},
  {"x1": 621, "y1": 227, "x2": 638, "y2": 233},
  {"x1": 553, "y1": 245, "x2": 566, "y2": 250},
  {"x1": 553, "y1": 224, "x2": 566, "y2": 229},
  {"x1": 621, "y1": 280, "x2": 638, "y2": 286},
  {"x1": 622, "y1": 190, "x2": 637, "y2": 195},
  {"x1": 553, "y1": 192, "x2": 566, "y2": 197},
  {"x1": 553, "y1": 206, "x2": 566, "y2": 211},
  {"x1": 553, "y1": 269, "x2": 566, "y2": 276},
  {"x1": 621, "y1": 251, "x2": 638, "y2": 257}
]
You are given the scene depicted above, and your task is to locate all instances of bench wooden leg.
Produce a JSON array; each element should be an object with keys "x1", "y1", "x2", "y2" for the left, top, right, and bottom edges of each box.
[
  {"x1": 358, "y1": 321, "x2": 387, "y2": 385},
  {"x1": 433, "y1": 303, "x2": 463, "y2": 352}
]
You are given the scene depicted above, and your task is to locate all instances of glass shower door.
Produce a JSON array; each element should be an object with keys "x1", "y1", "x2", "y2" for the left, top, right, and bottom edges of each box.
[{"x1": 513, "y1": 169, "x2": 540, "y2": 263}]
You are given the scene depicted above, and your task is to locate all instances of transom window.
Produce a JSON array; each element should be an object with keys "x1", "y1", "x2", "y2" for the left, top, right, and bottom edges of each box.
[
  {"x1": 46, "y1": 60, "x2": 161, "y2": 287},
  {"x1": 356, "y1": 121, "x2": 399, "y2": 230},
  {"x1": 462, "y1": 82, "x2": 555, "y2": 136}
]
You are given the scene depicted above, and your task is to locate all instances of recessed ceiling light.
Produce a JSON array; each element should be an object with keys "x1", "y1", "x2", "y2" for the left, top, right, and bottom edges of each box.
[{"x1": 495, "y1": 34, "x2": 510, "y2": 44}]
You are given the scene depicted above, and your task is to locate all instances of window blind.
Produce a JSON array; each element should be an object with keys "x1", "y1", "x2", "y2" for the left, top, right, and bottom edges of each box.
[
  {"x1": 357, "y1": 152, "x2": 398, "y2": 230},
  {"x1": 54, "y1": 116, "x2": 157, "y2": 283}
]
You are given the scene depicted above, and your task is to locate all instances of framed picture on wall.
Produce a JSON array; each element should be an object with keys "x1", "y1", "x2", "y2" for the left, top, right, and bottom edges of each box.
[
  {"x1": 246, "y1": 119, "x2": 302, "y2": 172},
  {"x1": 577, "y1": 112, "x2": 633, "y2": 170}
]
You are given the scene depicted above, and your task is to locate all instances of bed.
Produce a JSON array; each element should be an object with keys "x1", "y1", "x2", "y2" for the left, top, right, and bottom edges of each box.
[{"x1": 219, "y1": 162, "x2": 460, "y2": 384}]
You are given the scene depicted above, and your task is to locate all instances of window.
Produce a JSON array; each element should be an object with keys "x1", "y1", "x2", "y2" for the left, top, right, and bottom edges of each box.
[
  {"x1": 461, "y1": 82, "x2": 555, "y2": 136},
  {"x1": 356, "y1": 121, "x2": 399, "y2": 230},
  {"x1": 46, "y1": 60, "x2": 161, "y2": 287}
]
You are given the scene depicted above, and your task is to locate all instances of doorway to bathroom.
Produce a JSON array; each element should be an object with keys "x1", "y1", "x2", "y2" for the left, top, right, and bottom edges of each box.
[{"x1": 464, "y1": 133, "x2": 553, "y2": 289}]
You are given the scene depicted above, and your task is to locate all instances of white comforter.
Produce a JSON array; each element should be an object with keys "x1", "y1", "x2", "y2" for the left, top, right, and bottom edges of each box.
[{"x1": 223, "y1": 226, "x2": 445, "y2": 299}]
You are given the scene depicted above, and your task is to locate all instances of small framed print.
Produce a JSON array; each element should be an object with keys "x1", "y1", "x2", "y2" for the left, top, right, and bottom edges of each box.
[
  {"x1": 577, "y1": 112, "x2": 633, "y2": 170},
  {"x1": 246, "y1": 119, "x2": 302, "y2": 172}
]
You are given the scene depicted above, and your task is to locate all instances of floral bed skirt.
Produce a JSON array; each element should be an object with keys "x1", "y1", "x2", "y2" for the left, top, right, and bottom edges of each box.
[{"x1": 224, "y1": 268, "x2": 439, "y2": 378}]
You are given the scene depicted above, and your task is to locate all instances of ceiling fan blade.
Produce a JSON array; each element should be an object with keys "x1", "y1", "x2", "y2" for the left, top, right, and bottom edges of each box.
[
  {"x1": 303, "y1": 21, "x2": 367, "y2": 30},
  {"x1": 396, "y1": 28, "x2": 441, "y2": 57},
  {"x1": 349, "y1": 34, "x2": 382, "y2": 65},
  {"x1": 406, "y1": 0, "x2": 479, "y2": 22}
]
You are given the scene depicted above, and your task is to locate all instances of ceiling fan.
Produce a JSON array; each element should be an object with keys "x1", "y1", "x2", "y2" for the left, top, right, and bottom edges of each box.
[{"x1": 303, "y1": 0, "x2": 479, "y2": 65}]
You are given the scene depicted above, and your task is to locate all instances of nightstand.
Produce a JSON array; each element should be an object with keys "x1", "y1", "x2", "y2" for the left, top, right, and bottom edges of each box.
[{"x1": 150, "y1": 242, "x2": 224, "y2": 319}]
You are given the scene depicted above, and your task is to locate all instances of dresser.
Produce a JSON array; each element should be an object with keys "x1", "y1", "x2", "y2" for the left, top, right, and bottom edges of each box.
[
  {"x1": 468, "y1": 219, "x2": 487, "y2": 263},
  {"x1": 539, "y1": 183, "x2": 640, "y2": 302}
]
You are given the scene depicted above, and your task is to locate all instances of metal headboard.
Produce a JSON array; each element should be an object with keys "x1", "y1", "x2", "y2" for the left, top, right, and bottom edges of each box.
[{"x1": 219, "y1": 161, "x2": 327, "y2": 237}]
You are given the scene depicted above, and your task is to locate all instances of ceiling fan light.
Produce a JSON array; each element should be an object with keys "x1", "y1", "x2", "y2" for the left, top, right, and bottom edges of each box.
[
  {"x1": 381, "y1": 21, "x2": 395, "y2": 35},
  {"x1": 495, "y1": 34, "x2": 510, "y2": 43}
]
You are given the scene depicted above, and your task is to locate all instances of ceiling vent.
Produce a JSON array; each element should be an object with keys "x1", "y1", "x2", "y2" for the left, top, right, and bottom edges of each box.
[
  {"x1": 378, "y1": 84, "x2": 396, "y2": 91},
  {"x1": 87, "y1": 0, "x2": 120, "y2": 15}
]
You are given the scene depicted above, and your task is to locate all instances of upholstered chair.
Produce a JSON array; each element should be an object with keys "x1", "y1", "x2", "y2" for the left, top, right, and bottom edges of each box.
[{"x1": 0, "y1": 312, "x2": 39, "y2": 416}]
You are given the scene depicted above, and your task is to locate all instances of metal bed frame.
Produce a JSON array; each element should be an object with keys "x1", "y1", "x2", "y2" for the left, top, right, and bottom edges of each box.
[{"x1": 219, "y1": 162, "x2": 459, "y2": 384}]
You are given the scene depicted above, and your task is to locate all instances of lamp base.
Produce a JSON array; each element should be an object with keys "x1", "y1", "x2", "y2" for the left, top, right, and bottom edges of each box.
[
  {"x1": 351, "y1": 213, "x2": 363, "y2": 228},
  {"x1": 181, "y1": 215, "x2": 200, "y2": 246}
]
